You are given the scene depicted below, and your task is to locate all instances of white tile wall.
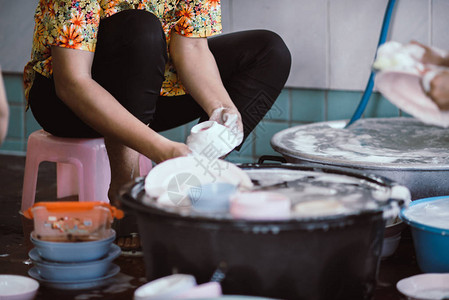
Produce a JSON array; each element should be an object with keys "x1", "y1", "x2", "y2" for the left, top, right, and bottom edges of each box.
[
  {"x1": 0, "y1": 1, "x2": 37, "y2": 73},
  {"x1": 223, "y1": 0, "x2": 448, "y2": 91},
  {"x1": 1, "y1": 0, "x2": 448, "y2": 91},
  {"x1": 432, "y1": 0, "x2": 449, "y2": 50},
  {"x1": 328, "y1": 0, "x2": 389, "y2": 90},
  {"x1": 224, "y1": 0, "x2": 328, "y2": 89}
]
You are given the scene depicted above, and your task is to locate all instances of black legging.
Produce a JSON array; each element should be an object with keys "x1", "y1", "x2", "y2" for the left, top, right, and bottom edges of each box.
[{"x1": 29, "y1": 10, "x2": 291, "y2": 147}]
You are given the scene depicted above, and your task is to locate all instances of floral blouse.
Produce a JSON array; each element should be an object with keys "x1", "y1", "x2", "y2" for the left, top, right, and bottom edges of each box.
[{"x1": 23, "y1": 0, "x2": 222, "y2": 101}]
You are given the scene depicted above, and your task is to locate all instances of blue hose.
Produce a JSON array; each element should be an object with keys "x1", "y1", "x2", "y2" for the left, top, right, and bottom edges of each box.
[{"x1": 345, "y1": 0, "x2": 397, "y2": 128}]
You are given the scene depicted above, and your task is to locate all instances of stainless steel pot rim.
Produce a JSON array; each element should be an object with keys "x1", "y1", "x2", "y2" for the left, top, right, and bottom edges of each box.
[
  {"x1": 271, "y1": 118, "x2": 449, "y2": 170},
  {"x1": 271, "y1": 150, "x2": 449, "y2": 171}
]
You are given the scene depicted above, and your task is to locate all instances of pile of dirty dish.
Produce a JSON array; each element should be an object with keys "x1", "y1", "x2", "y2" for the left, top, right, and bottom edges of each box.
[
  {"x1": 23, "y1": 201, "x2": 124, "y2": 290},
  {"x1": 396, "y1": 196, "x2": 449, "y2": 300}
]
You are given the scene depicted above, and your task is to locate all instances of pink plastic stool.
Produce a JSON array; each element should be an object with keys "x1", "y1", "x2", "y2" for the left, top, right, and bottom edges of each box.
[{"x1": 21, "y1": 130, "x2": 152, "y2": 211}]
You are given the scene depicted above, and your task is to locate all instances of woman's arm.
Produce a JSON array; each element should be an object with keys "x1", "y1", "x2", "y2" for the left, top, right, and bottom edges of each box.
[
  {"x1": 51, "y1": 46, "x2": 190, "y2": 162},
  {"x1": 169, "y1": 33, "x2": 243, "y2": 133},
  {"x1": 0, "y1": 66, "x2": 9, "y2": 145}
]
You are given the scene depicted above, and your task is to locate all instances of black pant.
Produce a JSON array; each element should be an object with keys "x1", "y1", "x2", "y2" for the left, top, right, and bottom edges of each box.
[{"x1": 29, "y1": 10, "x2": 291, "y2": 146}]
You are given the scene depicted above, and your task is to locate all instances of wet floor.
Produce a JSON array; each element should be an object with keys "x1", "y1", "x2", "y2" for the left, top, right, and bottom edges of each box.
[
  {"x1": 0, "y1": 154, "x2": 145, "y2": 299},
  {"x1": 0, "y1": 154, "x2": 420, "y2": 299}
]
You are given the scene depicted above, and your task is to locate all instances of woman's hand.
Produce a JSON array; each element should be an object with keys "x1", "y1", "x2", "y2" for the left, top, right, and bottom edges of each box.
[{"x1": 209, "y1": 107, "x2": 244, "y2": 146}]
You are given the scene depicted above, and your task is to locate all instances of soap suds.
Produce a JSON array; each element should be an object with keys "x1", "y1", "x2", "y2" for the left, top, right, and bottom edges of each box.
[{"x1": 403, "y1": 198, "x2": 449, "y2": 229}]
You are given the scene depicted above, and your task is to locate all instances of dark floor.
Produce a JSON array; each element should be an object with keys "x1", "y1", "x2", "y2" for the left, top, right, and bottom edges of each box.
[
  {"x1": 0, "y1": 154, "x2": 146, "y2": 299},
  {"x1": 0, "y1": 154, "x2": 421, "y2": 299}
]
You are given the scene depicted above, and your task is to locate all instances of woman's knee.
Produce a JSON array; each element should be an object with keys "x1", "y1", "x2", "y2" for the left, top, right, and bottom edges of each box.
[
  {"x1": 255, "y1": 30, "x2": 292, "y2": 75},
  {"x1": 123, "y1": 10, "x2": 165, "y2": 47}
]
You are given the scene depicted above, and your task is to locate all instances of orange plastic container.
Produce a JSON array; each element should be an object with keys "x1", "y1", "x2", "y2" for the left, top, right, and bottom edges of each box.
[{"x1": 23, "y1": 202, "x2": 124, "y2": 242}]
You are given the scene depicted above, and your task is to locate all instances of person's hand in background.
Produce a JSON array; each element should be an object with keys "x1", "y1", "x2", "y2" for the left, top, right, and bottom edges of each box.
[
  {"x1": 411, "y1": 41, "x2": 449, "y2": 67},
  {"x1": 423, "y1": 70, "x2": 449, "y2": 110},
  {"x1": 410, "y1": 41, "x2": 449, "y2": 110},
  {"x1": 0, "y1": 66, "x2": 9, "y2": 145}
]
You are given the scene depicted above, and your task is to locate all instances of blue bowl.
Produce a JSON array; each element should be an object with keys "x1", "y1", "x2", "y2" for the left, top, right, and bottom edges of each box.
[
  {"x1": 30, "y1": 229, "x2": 116, "y2": 263},
  {"x1": 400, "y1": 196, "x2": 449, "y2": 273},
  {"x1": 189, "y1": 183, "x2": 237, "y2": 213},
  {"x1": 29, "y1": 244, "x2": 120, "y2": 281}
]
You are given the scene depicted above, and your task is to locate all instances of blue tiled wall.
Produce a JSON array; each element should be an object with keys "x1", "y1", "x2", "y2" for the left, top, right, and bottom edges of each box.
[{"x1": 0, "y1": 73, "x2": 404, "y2": 163}]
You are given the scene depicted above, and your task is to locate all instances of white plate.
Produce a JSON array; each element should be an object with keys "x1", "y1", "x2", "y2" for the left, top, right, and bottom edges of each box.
[
  {"x1": 144, "y1": 156, "x2": 253, "y2": 206},
  {"x1": 28, "y1": 264, "x2": 120, "y2": 290},
  {"x1": 397, "y1": 273, "x2": 449, "y2": 300},
  {"x1": 375, "y1": 70, "x2": 449, "y2": 128},
  {"x1": 0, "y1": 275, "x2": 39, "y2": 299}
]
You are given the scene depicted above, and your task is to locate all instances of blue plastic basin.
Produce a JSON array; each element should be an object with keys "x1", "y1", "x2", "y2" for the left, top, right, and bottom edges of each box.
[{"x1": 400, "y1": 196, "x2": 449, "y2": 273}]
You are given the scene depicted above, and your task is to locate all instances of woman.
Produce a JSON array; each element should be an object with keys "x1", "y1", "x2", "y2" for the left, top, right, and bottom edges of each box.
[{"x1": 24, "y1": 0, "x2": 291, "y2": 206}]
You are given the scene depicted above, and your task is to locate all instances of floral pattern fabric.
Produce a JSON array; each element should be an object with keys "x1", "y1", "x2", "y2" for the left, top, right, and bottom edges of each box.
[{"x1": 23, "y1": 0, "x2": 222, "y2": 101}]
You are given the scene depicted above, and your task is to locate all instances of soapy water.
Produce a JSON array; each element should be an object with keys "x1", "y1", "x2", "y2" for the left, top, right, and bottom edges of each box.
[
  {"x1": 145, "y1": 167, "x2": 396, "y2": 219},
  {"x1": 274, "y1": 118, "x2": 449, "y2": 167},
  {"x1": 403, "y1": 198, "x2": 449, "y2": 230},
  {"x1": 246, "y1": 168, "x2": 390, "y2": 209}
]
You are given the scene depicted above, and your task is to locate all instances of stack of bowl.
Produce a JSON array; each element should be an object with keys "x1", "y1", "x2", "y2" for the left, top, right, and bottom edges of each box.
[
  {"x1": 23, "y1": 202, "x2": 123, "y2": 289},
  {"x1": 28, "y1": 229, "x2": 120, "y2": 289}
]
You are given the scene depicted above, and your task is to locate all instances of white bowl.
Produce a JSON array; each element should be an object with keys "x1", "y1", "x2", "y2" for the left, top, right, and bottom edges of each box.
[
  {"x1": 0, "y1": 275, "x2": 39, "y2": 300},
  {"x1": 397, "y1": 273, "x2": 449, "y2": 300},
  {"x1": 381, "y1": 218, "x2": 406, "y2": 259},
  {"x1": 186, "y1": 121, "x2": 240, "y2": 158}
]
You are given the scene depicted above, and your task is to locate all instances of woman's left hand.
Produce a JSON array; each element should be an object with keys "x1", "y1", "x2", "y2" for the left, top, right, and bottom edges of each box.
[{"x1": 209, "y1": 107, "x2": 244, "y2": 146}]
